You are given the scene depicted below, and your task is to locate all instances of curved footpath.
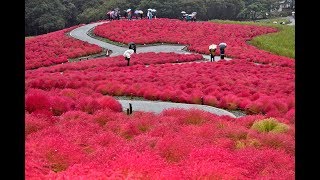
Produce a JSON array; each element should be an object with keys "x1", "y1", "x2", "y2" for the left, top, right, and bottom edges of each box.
[
  {"x1": 119, "y1": 100, "x2": 236, "y2": 118},
  {"x1": 69, "y1": 21, "x2": 232, "y2": 61},
  {"x1": 69, "y1": 21, "x2": 239, "y2": 117}
]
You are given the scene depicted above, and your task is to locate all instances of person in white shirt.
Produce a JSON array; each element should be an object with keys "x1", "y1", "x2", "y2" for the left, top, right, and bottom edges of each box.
[{"x1": 123, "y1": 49, "x2": 134, "y2": 66}]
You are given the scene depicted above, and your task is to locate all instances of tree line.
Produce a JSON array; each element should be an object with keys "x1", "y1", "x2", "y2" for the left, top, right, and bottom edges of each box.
[{"x1": 25, "y1": 0, "x2": 295, "y2": 36}]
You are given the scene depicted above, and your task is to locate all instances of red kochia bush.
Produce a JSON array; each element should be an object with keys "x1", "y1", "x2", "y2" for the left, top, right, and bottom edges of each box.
[
  {"x1": 94, "y1": 18, "x2": 294, "y2": 67},
  {"x1": 25, "y1": 106, "x2": 294, "y2": 178},
  {"x1": 25, "y1": 25, "x2": 102, "y2": 70},
  {"x1": 25, "y1": 89, "x2": 50, "y2": 113},
  {"x1": 49, "y1": 96, "x2": 74, "y2": 116},
  {"x1": 97, "y1": 96, "x2": 123, "y2": 112},
  {"x1": 26, "y1": 58, "x2": 294, "y2": 119},
  {"x1": 76, "y1": 97, "x2": 102, "y2": 114}
]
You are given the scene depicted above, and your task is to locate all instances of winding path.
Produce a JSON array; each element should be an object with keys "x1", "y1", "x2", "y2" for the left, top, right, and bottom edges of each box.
[
  {"x1": 69, "y1": 21, "x2": 238, "y2": 118},
  {"x1": 119, "y1": 100, "x2": 236, "y2": 118},
  {"x1": 69, "y1": 21, "x2": 231, "y2": 61}
]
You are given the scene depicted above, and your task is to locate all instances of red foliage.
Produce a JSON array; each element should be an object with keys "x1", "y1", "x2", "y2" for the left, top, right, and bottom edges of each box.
[
  {"x1": 94, "y1": 18, "x2": 294, "y2": 67},
  {"x1": 25, "y1": 89, "x2": 51, "y2": 113},
  {"x1": 25, "y1": 26, "x2": 102, "y2": 70},
  {"x1": 25, "y1": 20, "x2": 295, "y2": 178},
  {"x1": 26, "y1": 59, "x2": 294, "y2": 118},
  {"x1": 97, "y1": 96, "x2": 122, "y2": 112}
]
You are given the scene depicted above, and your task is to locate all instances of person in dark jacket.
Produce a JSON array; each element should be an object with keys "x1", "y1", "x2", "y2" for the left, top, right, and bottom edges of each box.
[
  {"x1": 219, "y1": 42, "x2": 227, "y2": 59},
  {"x1": 128, "y1": 42, "x2": 136, "y2": 53}
]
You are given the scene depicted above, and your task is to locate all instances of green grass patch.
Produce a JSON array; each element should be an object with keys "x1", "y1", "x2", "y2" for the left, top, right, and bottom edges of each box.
[
  {"x1": 251, "y1": 118, "x2": 289, "y2": 133},
  {"x1": 211, "y1": 18, "x2": 295, "y2": 58}
]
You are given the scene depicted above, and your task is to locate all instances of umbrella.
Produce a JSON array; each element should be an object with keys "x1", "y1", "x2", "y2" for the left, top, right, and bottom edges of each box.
[
  {"x1": 138, "y1": 10, "x2": 143, "y2": 14},
  {"x1": 151, "y1": 9, "x2": 156, "y2": 12},
  {"x1": 181, "y1": 11, "x2": 186, "y2": 14},
  {"x1": 126, "y1": 9, "x2": 131, "y2": 12},
  {"x1": 128, "y1": 42, "x2": 136, "y2": 48},
  {"x1": 148, "y1": 8, "x2": 152, "y2": 11},
  {"x1": 134, "y1": 10, "x2": 140, "y2": 14},
  {"x1": 123, "y1": 49, "x2": 134, "y2": 58},
  {"x1": 192, "y1": 12, "x2": 197, "y2": 14},
  {"x1": 209, "y1": 44, "x2": 217, "y2": 50},
  {"x1": 219, "y1": 42, "x2": 227, "y2": 49}
]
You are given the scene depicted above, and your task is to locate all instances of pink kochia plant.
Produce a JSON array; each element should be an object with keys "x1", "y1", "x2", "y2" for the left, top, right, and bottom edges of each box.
[
  {"x1": 25, "y1": 25, "x2": 102, "y2": 70},
  {"x1": 25, "y1": 107, "x2": 294, "y2": 179},
  {"x1": 26, "y1": 58, "x2": 294, "y2": 119},
  {"x1": 94, "y1": 18, "x2": 294, "y2": 67},
  {"x1": 97, "y1": 96, "x2": 122, "y2": 112}
]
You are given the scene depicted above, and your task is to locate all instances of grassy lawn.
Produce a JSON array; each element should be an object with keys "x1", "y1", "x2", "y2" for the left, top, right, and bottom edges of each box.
[{"x1": 211, "y1": 18, "x2": 295, "y2": 59}]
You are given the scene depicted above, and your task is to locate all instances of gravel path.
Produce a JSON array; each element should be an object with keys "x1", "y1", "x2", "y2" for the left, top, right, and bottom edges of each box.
[
  {"x1": 119, "y1": 100, "x2": 237, "y2": 118},
  {"x1": 69, "y1": 21, "x2": 232, "y2": 61}
]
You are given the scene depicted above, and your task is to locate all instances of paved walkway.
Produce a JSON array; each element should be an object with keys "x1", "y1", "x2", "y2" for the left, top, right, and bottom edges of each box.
[
  {"x1": 69, "y1": 21, "x2": 237, "y2": 117},
  {"x1": 69, "y1": 21, "x2": 232, "y2": 61},
  {"x1": 119, "y1": 100, "x2": 236, "y2": 118},
  {"x1": 287, "y1": 16, "x2": 295, "y2": 26}
]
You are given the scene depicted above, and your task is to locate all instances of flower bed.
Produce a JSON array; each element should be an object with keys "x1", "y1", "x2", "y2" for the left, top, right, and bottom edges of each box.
[
  {"x1": 25, "y1": 25, "x2": 103, "y2": 70},
  {"x1": 25, "y1": 88, "x2": 294, "y2": 178},
  {"x1": 26, "y1": 55, "x2": 294, "y2": 120},
  {"x1": 94, "y1": 18, "x2": 294, "y2": 67}
]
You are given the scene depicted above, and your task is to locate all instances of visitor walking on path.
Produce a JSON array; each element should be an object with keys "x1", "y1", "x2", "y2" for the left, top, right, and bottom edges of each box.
[
  {"x1": 209, "y1": 44, "x2": 217, "y2": 62},
  {"x1": 128, "y1": 42, "x2": 136, "y2": 53},
  {"x1": 123, "y1": 49, "x2": 134, "y2": 66},
  {"x1": 219, "y1": 42, "x2": 227, "y2": 59}
]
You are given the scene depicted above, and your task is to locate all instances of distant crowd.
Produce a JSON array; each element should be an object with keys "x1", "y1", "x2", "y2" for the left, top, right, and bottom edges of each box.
[
  {"x1": 106, "y1": 8, "x2": 157, "y2": 21},
  {"x1": 106, "y1": 8, "x2": 198, "y2": 22}
]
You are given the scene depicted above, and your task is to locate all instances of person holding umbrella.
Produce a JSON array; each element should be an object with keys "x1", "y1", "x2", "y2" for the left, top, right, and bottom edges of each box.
[
  {"x1": 181, "y1": 11, "x2": 186, "y2": 20},
  {"x1": 138, "y1": 10, "x2": 143, "y2": 19},
  {"x1": 218, "y1": 42, "x2": 227, "y2": 59},
  {"x1": 123, "y1": 49, "x2": 134, "y2": 66},
  {"x1": 147, "y1": 9, "x2": 153, "y2": 19},
  {"x1": 127, "y1": 9, "x2": 132, "y2": 20},
  {"x1": 151, "y1": 9, "x2": 157, "y2": 19},
  {"x1": 123, "y1": 10, "x2": 128, "y2": 19},
  {"x1": 209, "y1": 44, "x2": 217, "y2": 62},
  {"x1": 191, "y1": 12, "x2": 197, "y2": 21}
]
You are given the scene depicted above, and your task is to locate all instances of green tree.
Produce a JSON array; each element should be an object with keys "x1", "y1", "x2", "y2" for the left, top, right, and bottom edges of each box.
[{"x1": 25, "y1": 0, "x2": 67, "y2": 35}]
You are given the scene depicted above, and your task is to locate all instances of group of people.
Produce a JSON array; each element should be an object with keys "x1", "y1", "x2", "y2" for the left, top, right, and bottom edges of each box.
[
  {"x1": 107, "y1": 8, "x2": 157, "y2": 20},
  {"x1": 123, "y1": 41, "x2": 228, "y2": 66},
  {"x1": 106, "y1": 8, "x2": 121, "y2": 21},
  {"x1": 181, "y1": 11, "x2": 197, "y2": 21},
  {"x1": 209, "y1": 42, "x2": 227, "y2": 62},
  {"x1": 123, "y1": 9, "x2": 144, "y2": 20}
]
